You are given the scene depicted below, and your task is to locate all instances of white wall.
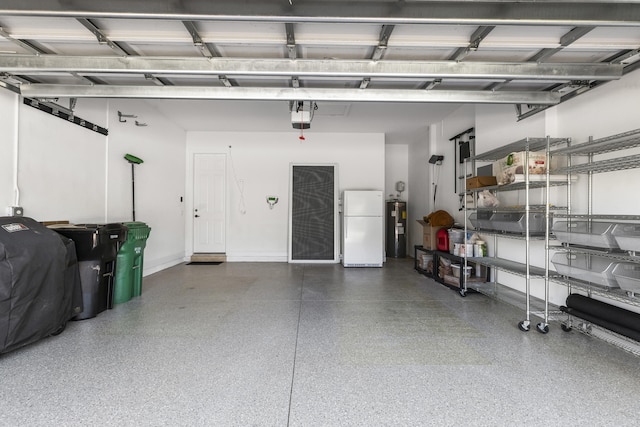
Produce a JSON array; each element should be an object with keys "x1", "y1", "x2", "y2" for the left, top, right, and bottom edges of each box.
[
  {"x1": 428, "y1": 105, "x2": 476, "y2": 224},
  {"x1": 384, "y1": 144, "x2": 409, "y2": 201},
  {"x1": 0, "y1": 94, "x2": 186, "y2": 276},
  {"x1": 406, "y1": 127, "x2": 430, "y2": 251},
  {"x1": 106, "y1": 100, "x2": 187, "y2": 274},
  {"x1": 17, "y1": 100, "x2": 107, "y2": 223},
  {"x1": 186, "y1": 131, "x2": 385, "y2": 261},
  {"x1": 0, "y1": 90, "x2": 18, "y2": 212}
]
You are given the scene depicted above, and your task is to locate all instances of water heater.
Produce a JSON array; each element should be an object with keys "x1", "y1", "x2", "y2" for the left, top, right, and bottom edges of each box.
[{"x1": 386, "y1": 200, "x2": 407, "y2": 258}]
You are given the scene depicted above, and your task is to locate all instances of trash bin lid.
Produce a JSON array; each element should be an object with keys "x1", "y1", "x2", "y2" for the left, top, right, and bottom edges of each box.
[
  {"x1": 122, "y1": 222, "x2": 151, "y2": 240},
  {"x1": 75, "y1": 223, "x2": 128, "y2": 244},
  {"x1": 122, "y1": 221, "x2": 148, "y2": 228}
]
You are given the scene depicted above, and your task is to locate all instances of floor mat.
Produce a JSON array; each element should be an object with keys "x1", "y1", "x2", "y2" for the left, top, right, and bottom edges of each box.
[{"x1": 186, "y1": 261, "x2": 223, "y2": 265}]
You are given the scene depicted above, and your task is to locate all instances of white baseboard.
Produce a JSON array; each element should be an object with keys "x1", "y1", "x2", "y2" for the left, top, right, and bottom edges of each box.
[
  {"x1": 226, "y1": 254, "x2": 288, "y2": 262},
  {"x1": 143, "y1": 254, "x2": 186, "y2": 276}
]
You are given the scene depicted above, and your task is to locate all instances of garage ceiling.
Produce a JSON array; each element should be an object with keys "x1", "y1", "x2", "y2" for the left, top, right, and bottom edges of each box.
[{"x1": 1, "y1": 0, "x2": 640, "y2": 122}]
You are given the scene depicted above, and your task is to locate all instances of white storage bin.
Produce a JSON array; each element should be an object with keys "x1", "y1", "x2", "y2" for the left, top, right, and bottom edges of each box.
[
  {"x1": 490, "y1": 212, "x2": 549, "y2": 234},
  {"x1": 448, "y1": 229, "x2": 465, "y2": 244},
  {"x1": 552, "y1": 221, "x2": 619, "y2": 249},
  {"x1": 612, "y1": 263, "x2": 640, "y2": 293},
  {"x1": 469, "y1": 211, "x2": 493, "y2": 230},
  {"x1": 551, "y1": 252, "x2": 620, "y2": 288},
  {"x1": 451, "y1": 264, "x2": 472, "y2": 278},
  {"x1": 611, "y1": 223, "x2": 640, "y2": 253}
]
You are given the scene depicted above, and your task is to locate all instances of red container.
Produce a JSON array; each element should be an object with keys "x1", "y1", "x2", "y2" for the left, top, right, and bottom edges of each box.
[{"x1": 436, "y1": 228, "x2": 449, "y2": 252}]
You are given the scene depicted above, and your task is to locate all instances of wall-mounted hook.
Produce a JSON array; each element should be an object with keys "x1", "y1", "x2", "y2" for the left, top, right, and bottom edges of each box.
[
  {"x1": 118, "y1": 111, "x2": 137, "y2": 123},
  {"x1": 135, "y1": 121, "x2": 148, "y2": 127}
]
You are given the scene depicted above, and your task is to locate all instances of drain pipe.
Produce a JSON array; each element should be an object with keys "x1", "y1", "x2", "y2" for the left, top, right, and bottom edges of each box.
[{"x1": 12, "y1": 94, "x2": 20, "y2": 208}]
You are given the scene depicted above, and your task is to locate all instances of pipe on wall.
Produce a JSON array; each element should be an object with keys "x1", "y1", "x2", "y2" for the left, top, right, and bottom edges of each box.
[{"x1": 13, "y1": 93, "x2": 20, "y2": 207}]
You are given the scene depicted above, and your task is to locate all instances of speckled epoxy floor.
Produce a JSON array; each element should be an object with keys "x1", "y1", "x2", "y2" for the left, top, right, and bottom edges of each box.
[{"x1": 1, "y1": 259, "x2": 639, "y2": 426}]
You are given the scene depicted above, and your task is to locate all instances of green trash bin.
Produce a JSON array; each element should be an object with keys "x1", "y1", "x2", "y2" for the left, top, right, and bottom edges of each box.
[{"x1": 114, "y1": 222, "x2": 151, "y2": 304}]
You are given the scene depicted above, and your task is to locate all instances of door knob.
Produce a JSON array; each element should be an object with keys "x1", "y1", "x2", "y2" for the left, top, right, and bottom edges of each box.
[{"x1": 195, "y1": 214, "x2": 200, "y2": 218}]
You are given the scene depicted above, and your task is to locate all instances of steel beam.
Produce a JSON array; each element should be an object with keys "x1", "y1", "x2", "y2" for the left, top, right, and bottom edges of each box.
[
  {"x1": 0, "y1": 27, "x2": 48, "y2": 55},
  {"x1": 449, "y1": 25, "x2": 495, "y2": 61},
  {"x1": 2, "y1": 1, "x2": 640, "y2": 27},
  {"x1": 183, "y1": 20, "x2": 215, "y2": 58},
  {"x1": 529, "y1": 26, "x2": 595, "y2": 62},
  {"x1": 0, "y1": 55, "x2": 623, "y2": 81},
  {"x1": 19, "y1": 84, "x2": 561, "y2": 104},
  {"x1": 76, "y1": 18, "x2": 130, "y2": 56},
  {"x1": 285, "y1": 23, "x2": 297, "y2": 60},
  {"x1": 371, "y1": 25, "x2": 395, "y2": 61},
  {"x1": 423, "y1": 79, "x2": 442, "y2": 90}
]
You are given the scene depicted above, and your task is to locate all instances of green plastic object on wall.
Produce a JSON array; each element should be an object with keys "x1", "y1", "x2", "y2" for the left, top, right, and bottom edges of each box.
[
  {"x1": 124, "y1": 153, "x2": 143, "y2": 164},
  {"x1": 113, "y1": 221, "x2": 151, "y2": 304}
]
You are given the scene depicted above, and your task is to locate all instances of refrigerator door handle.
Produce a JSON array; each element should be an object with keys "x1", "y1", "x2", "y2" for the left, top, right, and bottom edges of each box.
[{"x1": 344, "y1": 221, "x2": 348, "y2": 239}]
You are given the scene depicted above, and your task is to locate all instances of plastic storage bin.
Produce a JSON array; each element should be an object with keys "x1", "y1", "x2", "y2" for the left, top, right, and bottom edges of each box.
[
  {"x1": 489, "y1": 211, "x2": 549, "y2": 234},
  {"x1": 551, "y1": 252, "x2": 620, "y2": 288},
  {"x1": 611, "y1": 223, "x2": 640, "y2": 253},
  {"x1": 50, "y1": 223, "x2": 127, "y2": 320},
  {"x1": 448, "y1": 229, "x2": 465, "y2": 244},
  {"x1": 552, "y1": 221, "x2": 618, "y2": 249},
  {"x1": 451, "y1": 264, "x2": 472, "y2": 278},
  {"x1": 612, "y1": 263, "x2": 640, "y2": 293},
  {"x1": 448, "y1": 228, "x2": 465, "y2": 254},
  {"x1": 114, "y1": 222, "x2": 151, "y2": 304},
  {"x1": 469, "y1": 211, "x2": 493, "y2": 230}
]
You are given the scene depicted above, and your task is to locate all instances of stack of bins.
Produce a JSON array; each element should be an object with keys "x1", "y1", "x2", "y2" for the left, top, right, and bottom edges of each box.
[
  {"x1": 114, "y1": 222, "x2": 151, "y2": 304},
  {"x1": 49, "y1": 223, "x2": 128, "y2": 320}
]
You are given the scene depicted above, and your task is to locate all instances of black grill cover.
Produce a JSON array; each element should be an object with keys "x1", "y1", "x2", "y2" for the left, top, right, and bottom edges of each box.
[{"x1": 0, "y1": 217, "x2": 82, "y2": 354}]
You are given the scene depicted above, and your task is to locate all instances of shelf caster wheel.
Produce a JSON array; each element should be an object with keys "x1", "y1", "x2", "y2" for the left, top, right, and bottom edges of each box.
[
  {"x1": 536, "y1": 323, "x2": 549, "y2": 334},
  {"x1": 459, "y1": 289, "x2": 467, "y2": 297},
  {"x1": 518, "y1": 320, "x2": 530, "y2": 332},
  {"x1": 561, "y1": 324, "x2": 572, "y2": 332}
]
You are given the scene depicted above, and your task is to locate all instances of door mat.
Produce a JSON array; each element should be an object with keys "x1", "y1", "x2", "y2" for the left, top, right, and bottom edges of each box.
[{"x1": 186, "y1": 261, "x2": 223, "y2": 265}]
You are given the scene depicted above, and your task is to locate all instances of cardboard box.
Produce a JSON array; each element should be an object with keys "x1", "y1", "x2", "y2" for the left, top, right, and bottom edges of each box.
[
  {"x1": 494, "y1": 151, "x2": 546, "y2": 185},
  {"x1": 466, "y1": 176, "x2": 497, "y2": 189},
  {"x1": 417, "y1": 220, "x2": 444, "y2": 250}
]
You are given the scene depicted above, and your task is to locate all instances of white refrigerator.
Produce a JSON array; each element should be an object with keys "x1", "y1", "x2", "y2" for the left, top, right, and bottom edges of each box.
[{"x1": 342, "y1": 190, "x2": 384, "y2": 267}]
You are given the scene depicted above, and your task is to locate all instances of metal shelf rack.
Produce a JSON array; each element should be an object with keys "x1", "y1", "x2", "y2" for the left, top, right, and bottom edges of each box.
[
  {"x1": 549, "y1": 128, "x2": 640, "y2": 354},
  {"x1": 462, "y1": 136, "x2": 570, "y2": 334},
  {"x1": 551, "y1": 128, "x2": 640, "y2": 157}
]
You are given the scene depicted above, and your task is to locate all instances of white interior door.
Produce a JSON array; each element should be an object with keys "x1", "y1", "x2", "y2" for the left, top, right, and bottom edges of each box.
[{"x1": 193, "y1": 153, "x2": 226, "y2": 253}]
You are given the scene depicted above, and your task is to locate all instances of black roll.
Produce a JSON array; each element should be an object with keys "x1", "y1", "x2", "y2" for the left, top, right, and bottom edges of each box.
[
  {"x1": 566, "y1": 294, "x2": 640, "y2": 334},
  {"x1": 561, "y1": 306, "x2": 640, "y2": 342}
]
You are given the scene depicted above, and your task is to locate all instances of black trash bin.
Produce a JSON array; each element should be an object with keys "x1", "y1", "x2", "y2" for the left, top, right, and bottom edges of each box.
[
  {"x1": 50, "y1": 223, "x2": 127, "y2": 320},
  {"x1": 0, "y1": 217, "x2": 82, "y2": 354}
]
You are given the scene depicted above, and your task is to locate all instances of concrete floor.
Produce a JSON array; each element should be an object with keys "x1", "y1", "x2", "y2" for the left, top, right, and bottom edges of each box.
[{"x1": 1, "y1": 259, "x2": 639, "y2": 426}]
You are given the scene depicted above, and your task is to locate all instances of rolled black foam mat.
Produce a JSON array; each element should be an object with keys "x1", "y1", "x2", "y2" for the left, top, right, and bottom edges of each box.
[
  {"x1": 566, "y1": 293, "x2": 640, "y2": 334},
  {"x1": 561, "y1": 305, "x2": 640, "y2": 342}
]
